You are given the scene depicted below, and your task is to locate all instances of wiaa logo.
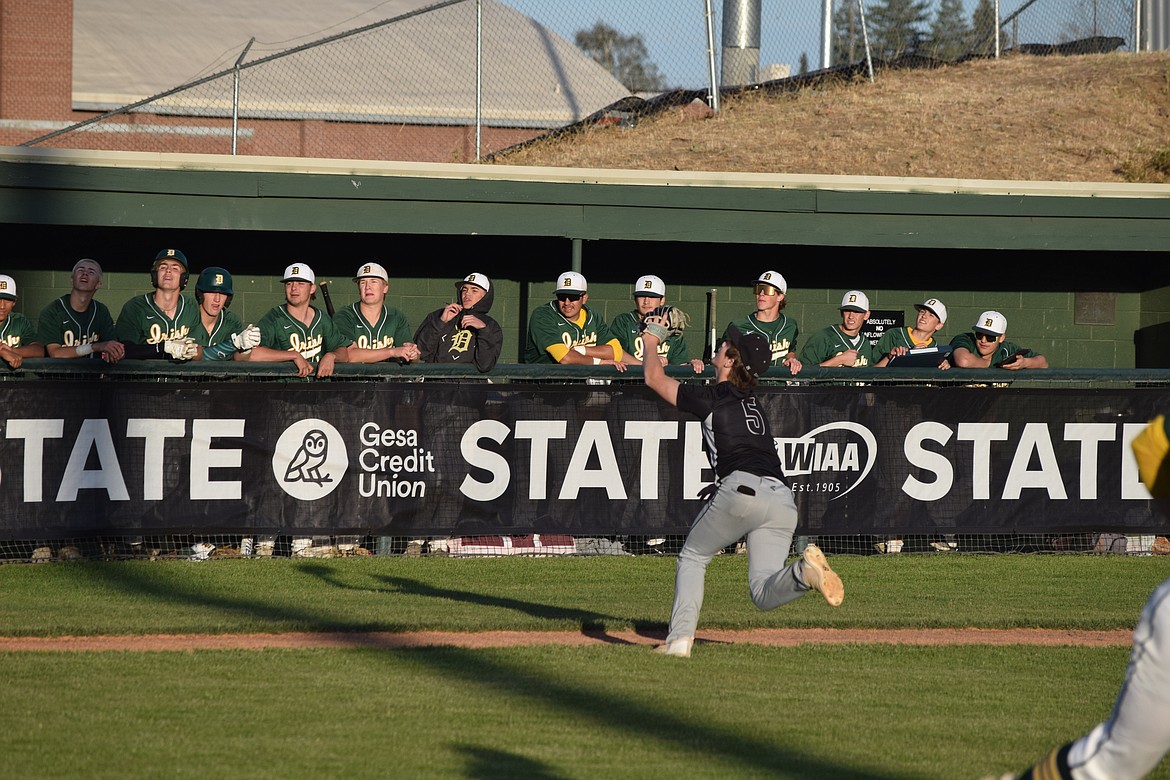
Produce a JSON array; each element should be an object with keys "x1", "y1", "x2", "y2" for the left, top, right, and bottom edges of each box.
[
  {"x1": 776, "y1": 421, "x2": 877, "y2": 499},
  {"x1": 273, "y1": 418, "x2": 348, "y2": 500}
]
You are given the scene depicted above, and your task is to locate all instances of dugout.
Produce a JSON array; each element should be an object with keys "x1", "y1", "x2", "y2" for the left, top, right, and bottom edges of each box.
[
  {"x1": 0, "y1": 147, "x2": 1169, "y2": 559},
  {"x1": 1, "y1": 147, "x2": 1169, "y2": 370}
]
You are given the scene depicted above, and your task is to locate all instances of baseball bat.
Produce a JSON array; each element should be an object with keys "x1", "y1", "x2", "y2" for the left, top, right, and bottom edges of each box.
[
  {"x1": 707, "y1": 288, "x2": 717, "y2": 360},
  {"x1": 319, "y1": 280, "x2": 335, "y2": 317}
]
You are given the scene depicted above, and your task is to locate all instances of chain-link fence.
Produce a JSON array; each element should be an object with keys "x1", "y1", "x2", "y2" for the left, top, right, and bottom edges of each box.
[{"x1": 24, "y1": 0, "x2": 1144, "y2": 163}]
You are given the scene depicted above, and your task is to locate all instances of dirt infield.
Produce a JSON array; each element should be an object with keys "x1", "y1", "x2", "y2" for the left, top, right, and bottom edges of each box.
[{"x1": 0, "y1": 627, "x2": 1134, "y2": 652}]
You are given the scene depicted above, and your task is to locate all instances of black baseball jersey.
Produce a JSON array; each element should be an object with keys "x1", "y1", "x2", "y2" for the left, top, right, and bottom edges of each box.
[
  {"x1": 676, "y1": 381, "x2": 785, "y2": 483},
  {"x1": 724, "y1": 314, "x2": 798, "y2": 364}
]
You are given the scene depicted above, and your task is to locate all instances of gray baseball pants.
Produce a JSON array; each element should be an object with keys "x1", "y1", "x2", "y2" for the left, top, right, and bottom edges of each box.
[{"x1": 665, "y1": 470, "x2": 810, "y2": 644}]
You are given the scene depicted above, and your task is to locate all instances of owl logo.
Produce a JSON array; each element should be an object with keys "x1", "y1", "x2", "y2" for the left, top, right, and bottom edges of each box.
[
  {"x1": 285, "y1": 429, "x2": 333, "y2": 485},
  {"x1": 273, "y1": 419, "x2": 347, "y2": 500}
]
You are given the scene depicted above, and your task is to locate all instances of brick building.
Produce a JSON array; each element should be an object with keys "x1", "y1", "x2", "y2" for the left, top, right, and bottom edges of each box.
[{"x1": 0, "y1": 0, "x2": 631, "y2": 161}]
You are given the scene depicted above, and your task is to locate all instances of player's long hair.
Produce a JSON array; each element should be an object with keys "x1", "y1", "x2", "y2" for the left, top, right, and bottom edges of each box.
[{"x1": 723, "y1": 343, "x2": 759, "y2": 391}]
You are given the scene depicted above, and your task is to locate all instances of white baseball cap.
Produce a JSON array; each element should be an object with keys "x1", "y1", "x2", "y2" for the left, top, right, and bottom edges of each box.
[
  {"x1": 460, "y1": 272, "x2": 491, "y2": 293},
  {"x1": 634, "y1": 274, "x2": 665, "y2": 298},
  {"x1": 555, "y1": 271, "x2": 587, "y2": 294},
  {"x1": 282, "y1": 263, "x2": 316, "y2": 284},
  {"x1": 755, "y1": 270, "x2": 787, "y2": 294},
  {"x1": 840, "y1": 290, "x2": 870, "y2": 312},
  {"x1": 0, "y1": 274, "x2": 16, "y2": 301},
  {"x1": 973, "y1": 310, "x2": 1008, "y2": 336},
  {"x1": 353, "y1": 262, "x2": 389, "y2": 282},
  {"x1": 915, "y1": 297, "x2": 948, "y2": 325}
]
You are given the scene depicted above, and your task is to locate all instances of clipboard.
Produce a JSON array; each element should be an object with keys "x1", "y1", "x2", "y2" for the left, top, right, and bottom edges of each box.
[{"x1": 885, "y1": 345, "x2": 952, "y2": 368}]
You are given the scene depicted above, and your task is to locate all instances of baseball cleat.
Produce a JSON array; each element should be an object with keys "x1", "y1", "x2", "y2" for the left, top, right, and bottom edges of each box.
[
  {"x1": 801, "y1": 544, "x2": 844, "y2": 607},
  {"x1": 655, "y1": 637, "x2": 693, "y2": 658}
]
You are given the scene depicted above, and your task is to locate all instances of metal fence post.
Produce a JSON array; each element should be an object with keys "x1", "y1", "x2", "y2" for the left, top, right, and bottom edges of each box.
[
  {"x1": 231, "y1": 38, "x2": 254, "y2": 156},
  {"x1": 475, "y1": 0, "x2": 482, "y2": 162},
  {"x1": 704, "y1": 0, "x2": 720, "y2": 113}
]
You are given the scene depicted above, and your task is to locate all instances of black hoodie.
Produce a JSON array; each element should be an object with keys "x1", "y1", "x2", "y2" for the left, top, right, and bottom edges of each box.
[{"x1": 414, "y1": 278, "x2": 502, "y2": 372}]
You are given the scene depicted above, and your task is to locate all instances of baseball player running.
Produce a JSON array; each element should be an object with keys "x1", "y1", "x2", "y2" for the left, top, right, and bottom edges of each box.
[
  {"x1": 1002, "y1": 413, "x2": 1170, "y2": 780},
  {"x1": 640, "y1": 317, "x2": 843, "y2": 658}
]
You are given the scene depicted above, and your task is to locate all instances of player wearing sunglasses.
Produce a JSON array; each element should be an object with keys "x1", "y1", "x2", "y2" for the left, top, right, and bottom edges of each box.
[
  {"x1": 722, "y1": 270, "x2": 801, "y2": 376},
  {"x1": 949, "y1": 310, "x2": 1048, "y2": 369},
  {"x1": 524, "y1": 271, "x2": 627, "y2": 369}
]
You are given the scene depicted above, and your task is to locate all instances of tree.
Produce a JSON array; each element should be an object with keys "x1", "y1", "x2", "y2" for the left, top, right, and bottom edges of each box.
[
  {"x1": 798, "y1": 52, "x2": 810, "y2": 76},
  {"x1": 926, "y1": 0, "x2": 972, "y2": 61},
  {"x1": 868, "y1": 0, "x2": 931, "y2": 60},
  {"x1": 574, "y1": 22, "x2": 666, "y2": 93},
  {"x1": 830, "y1": 1, "x2": 866, "y2": 66},
  {"x1": 969, "y1": 0, "x2": 1007, "y2": 57}
]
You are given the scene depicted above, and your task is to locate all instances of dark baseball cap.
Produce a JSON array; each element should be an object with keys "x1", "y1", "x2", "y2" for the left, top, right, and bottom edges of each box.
[
  {"x1": 196, "y1": 267, "x2": 234, "y2": 296},
  {"x1": 726, "y1": 323, "x2": 771, "y2": 378},
  {"x1": 153, "y1": 248, "x2": 188, "y2": 270}
]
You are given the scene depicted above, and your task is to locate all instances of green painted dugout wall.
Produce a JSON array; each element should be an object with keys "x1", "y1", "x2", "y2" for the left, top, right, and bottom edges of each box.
[{"x1": 2, "y1": 147, "x2": 1169, "y2": 368}]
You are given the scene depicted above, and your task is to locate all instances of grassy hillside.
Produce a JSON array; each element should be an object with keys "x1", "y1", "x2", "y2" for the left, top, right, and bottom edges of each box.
[{"x1": 493, "y1": 51, "x2": 1170, "y2": 184}]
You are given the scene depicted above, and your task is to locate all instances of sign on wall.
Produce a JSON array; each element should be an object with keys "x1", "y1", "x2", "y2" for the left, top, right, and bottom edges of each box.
[{"x1": 0, "y1": 381, "x2": 1165, "y2": 538}]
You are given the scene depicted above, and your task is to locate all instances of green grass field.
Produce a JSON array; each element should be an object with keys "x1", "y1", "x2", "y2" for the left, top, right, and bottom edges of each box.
[{"x1": 2, "y1": 554, "x2": 1168, "y2": 779}]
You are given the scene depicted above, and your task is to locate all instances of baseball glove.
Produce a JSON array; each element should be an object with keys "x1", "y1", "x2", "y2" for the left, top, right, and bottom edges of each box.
[{"x1": 638, "y1": 305, "x2": 690, "y2": 342}]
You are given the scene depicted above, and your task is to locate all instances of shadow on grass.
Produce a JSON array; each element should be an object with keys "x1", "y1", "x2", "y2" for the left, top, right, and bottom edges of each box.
[
  {"x1": 23, "y1": 561, "x2": 903, "y2": 779},
  {"x1": 370, "y1": 571, "x2": 656, "y2": 635},
  {"x1": 409, "y1": 644, "x2": 896, "y2": 779},
  {"x1": 456, "y1": 745, "x2": 563, "y2": 779}
]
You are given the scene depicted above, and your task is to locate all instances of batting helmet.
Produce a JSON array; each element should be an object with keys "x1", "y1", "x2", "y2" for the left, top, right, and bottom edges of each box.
[
  {"x1": 195, "y1": 267, "x2": 234, "y2": 306},
  {"x1": 151, "y1": 248, "x2": 190, "y2": 290}
]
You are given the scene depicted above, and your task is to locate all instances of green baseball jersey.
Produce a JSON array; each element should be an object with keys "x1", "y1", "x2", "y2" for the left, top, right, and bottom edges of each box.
[
  {"x1": 332, "y1": 303, "x2": 412, "y2": 353},
  {"x1": 611, "y1": 309, "x2": 691, "y2": 365},
  {"x1": 799, "y1": 325, "x2": 878, "y2": 367},
  {"x1": 38, "y1": 295, "x2": 116, "y2": 348},
  {"x1": 0, "y1": 312, "x2": 38, "y2": 349},
  {"x1": 723, "y1": 313, "x2": 799, "y2": 365},
  {"x1": 115, "y1": 293, "x2": 201, "y2": 344},
  {"x1": 193, "y1": 308, "x2": 247, "y2": 361},
  {"x1": 258, "y1": 304, "x2": 350, "y2": 364},
  {"x1": 949, "y1": 332, "x2": 1039, "y2": 366},
  {"x1": 191, "y1": 308, "x2": 245, "y2": 348},
  {"x1": 876, "y1": 327, "x2": 939, "y2": 357},
  {"x1": 524, "y1": 302, "x2": 619, "y2": 364}
]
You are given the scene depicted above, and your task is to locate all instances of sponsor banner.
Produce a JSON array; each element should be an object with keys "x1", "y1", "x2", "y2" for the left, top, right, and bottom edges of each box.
[{"x1": 0, "y1": 381, "x2": 1165, "y2": 538}]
